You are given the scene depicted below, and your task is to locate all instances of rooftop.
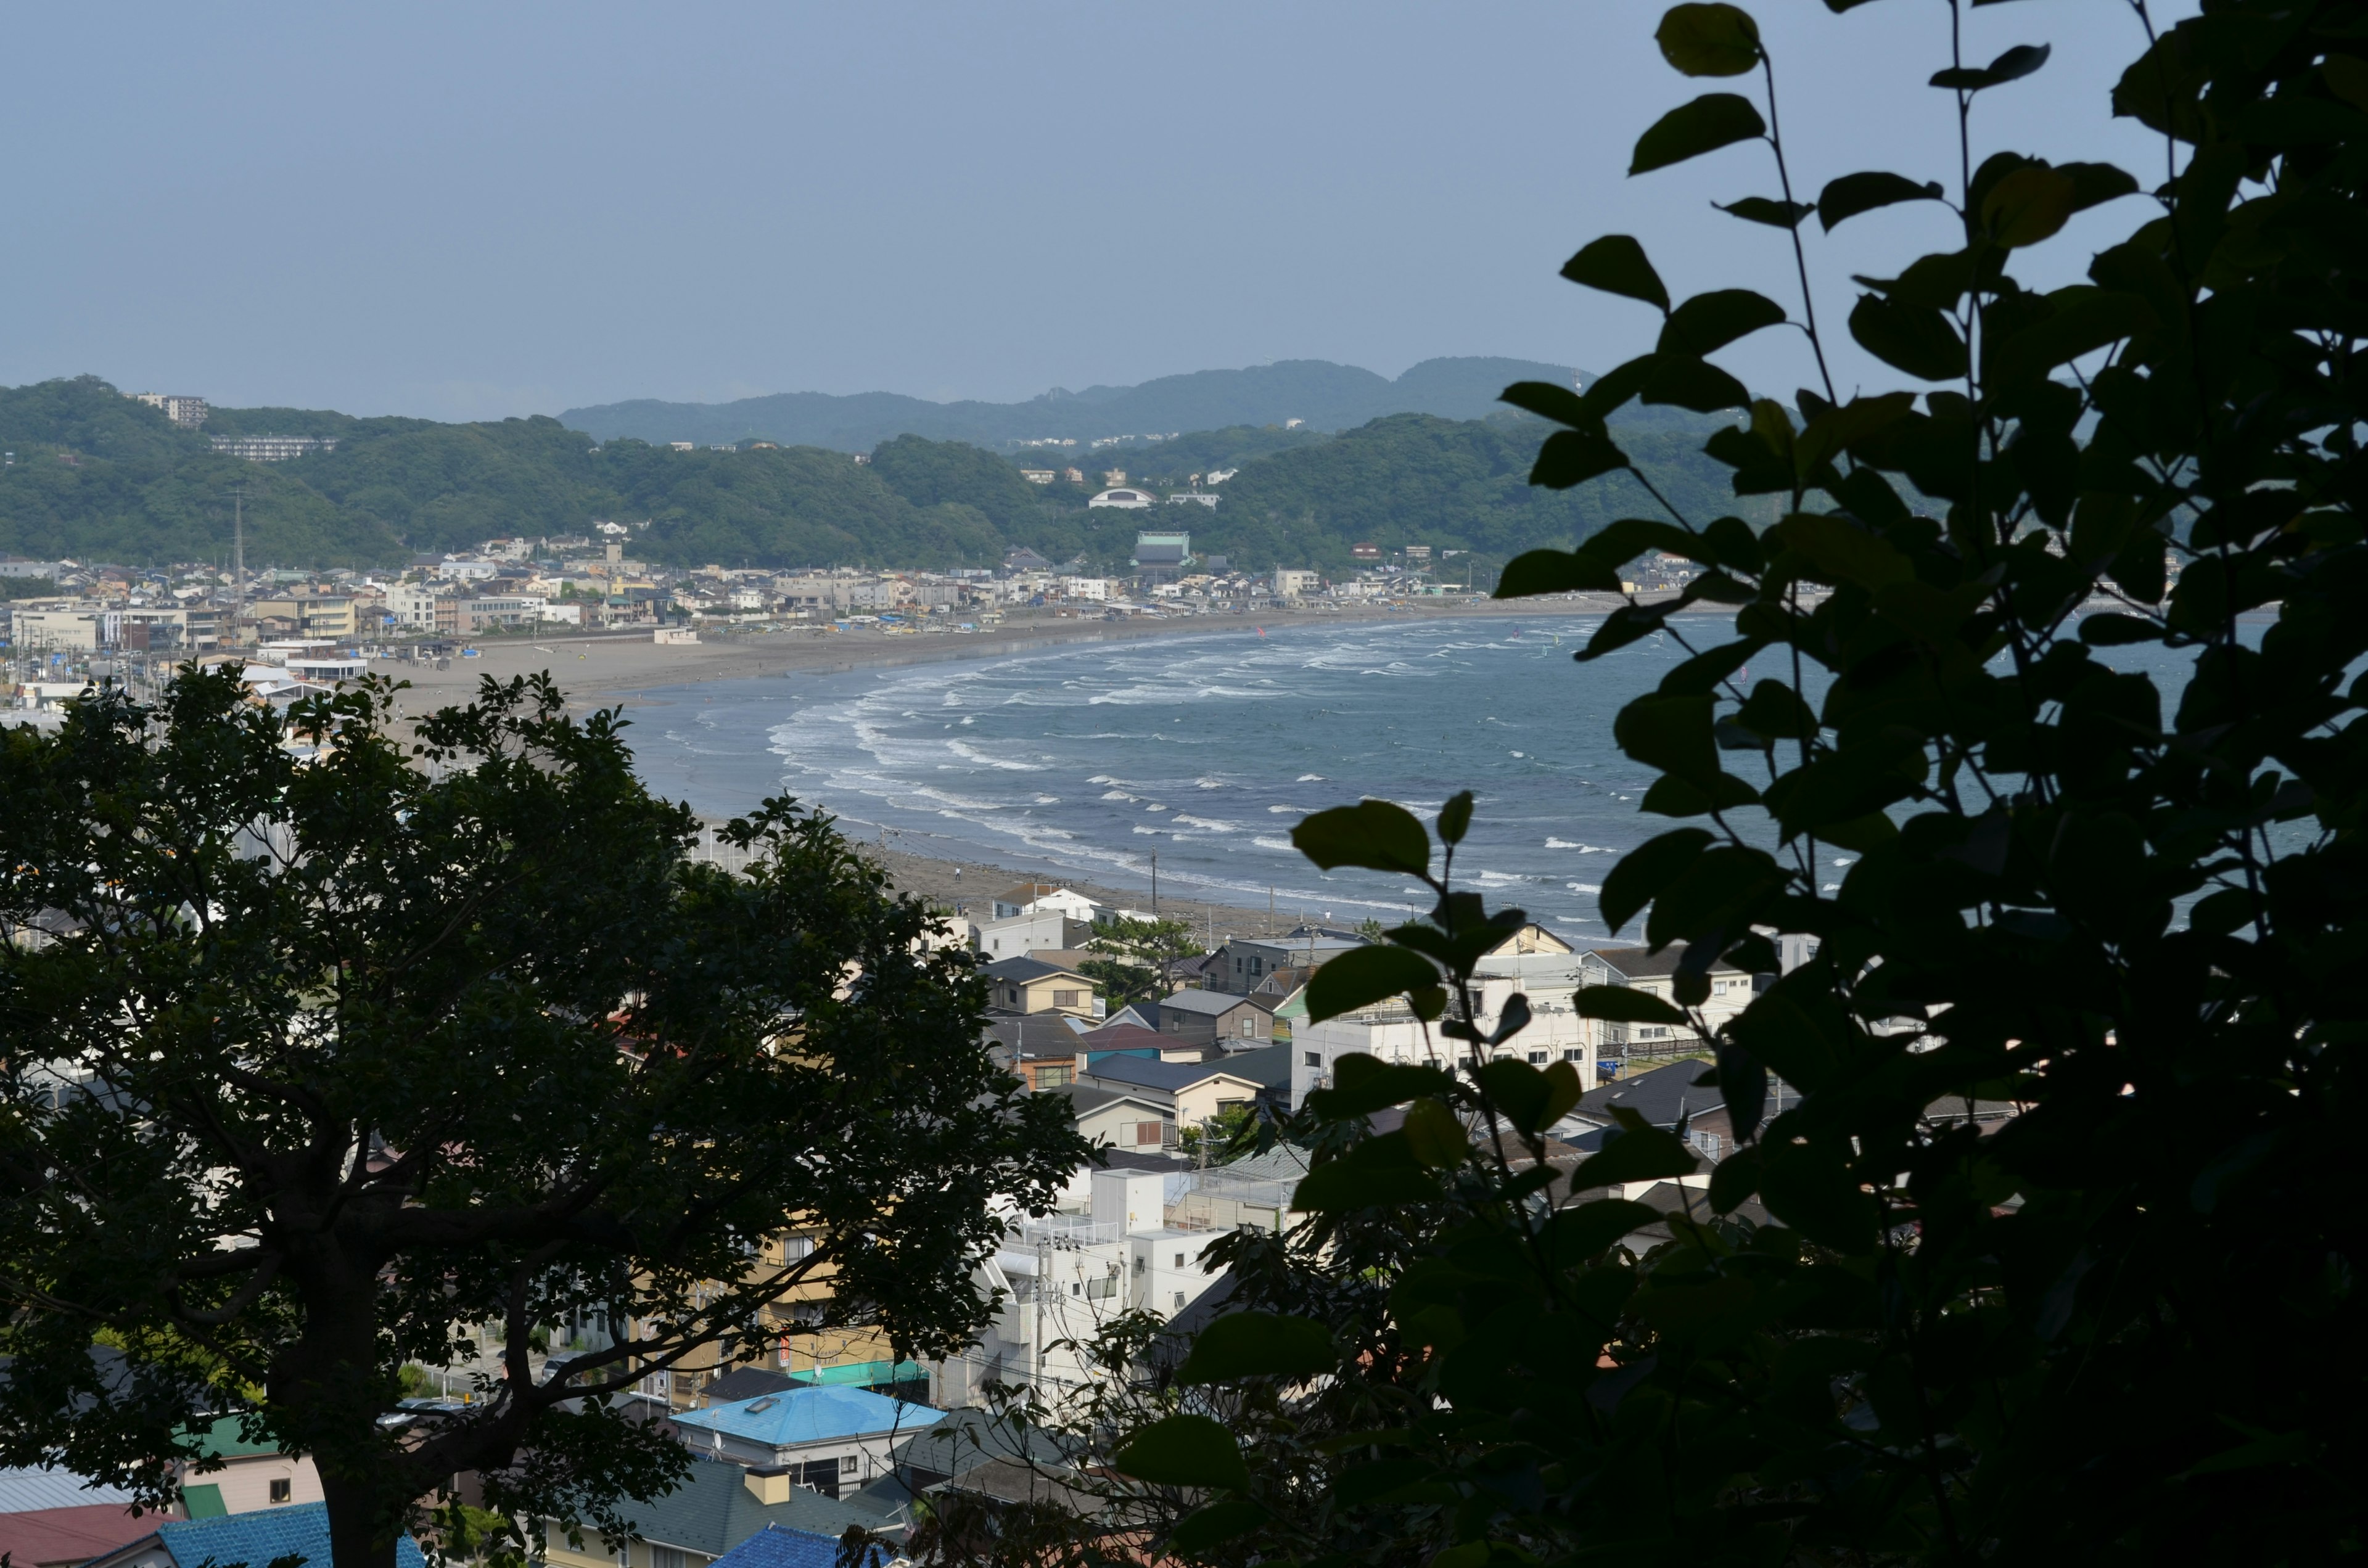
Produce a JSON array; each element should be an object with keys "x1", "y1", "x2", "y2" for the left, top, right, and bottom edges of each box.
[
  {"x1": 1580, "y1": 943, "x2": 1743, "y2": 980},
  {"x1": 606, "y1": 1458, "x2": 895, "y2": 1556},
  {"x1": 138, "y1": 1503, "x2": 426, "y2": 1568},
  {"x1": 671, "y1": 1387, "x2": 946, "y2": 1450},
  {"x1": 982, "y1": 956, "x2": 1092, "y2": 985},
  {"x1": 1155, "y1": 988, "x2": 1255, "y2": 1019},
  {"x1": 712, "y1": 1524, "x2": 894, "y2": 1568},
  {"x1": 1081, "y1": 1055, "x2": 1257, "y2": 1094}
]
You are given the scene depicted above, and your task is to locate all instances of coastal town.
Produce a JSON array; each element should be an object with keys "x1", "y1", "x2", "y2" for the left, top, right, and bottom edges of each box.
[
  {"x1": 0, "y1": 520, "x2": 1713, "y2": 720},
  {"x1": 1, "y1": 843, "x2": 1886, "y2": 1568}
]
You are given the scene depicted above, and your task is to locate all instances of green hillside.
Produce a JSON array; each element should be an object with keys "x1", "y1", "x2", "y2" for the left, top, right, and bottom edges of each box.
[{"x1": 0, "y1": 374, "x2": 1757, "y2": 573}]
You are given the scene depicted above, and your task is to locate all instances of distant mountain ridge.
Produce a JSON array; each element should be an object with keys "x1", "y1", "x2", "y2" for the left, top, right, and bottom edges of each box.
[{"x1": 560, "y1": 356, "x2": 1585, "y2": 451}]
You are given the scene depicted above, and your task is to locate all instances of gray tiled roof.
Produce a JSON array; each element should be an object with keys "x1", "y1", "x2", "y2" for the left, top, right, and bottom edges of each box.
[{"x1": 615, "y1": 1457, "x2": 895, "y2": 1556}]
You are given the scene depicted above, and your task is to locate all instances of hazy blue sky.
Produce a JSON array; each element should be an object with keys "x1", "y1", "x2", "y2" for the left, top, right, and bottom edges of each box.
[{"x1": 2, "y1": 1, "x2": 2189, "y2": 422}]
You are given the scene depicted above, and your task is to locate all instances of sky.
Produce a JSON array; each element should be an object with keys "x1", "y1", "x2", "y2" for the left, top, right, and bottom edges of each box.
[{"x1": 1, "y1": 1, "x2": 2192, "y2": 423}]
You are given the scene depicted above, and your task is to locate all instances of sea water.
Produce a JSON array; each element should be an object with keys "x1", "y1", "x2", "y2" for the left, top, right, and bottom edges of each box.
[{"x1": 623, "y1": 614, "x2": 2218, "y2": 941}]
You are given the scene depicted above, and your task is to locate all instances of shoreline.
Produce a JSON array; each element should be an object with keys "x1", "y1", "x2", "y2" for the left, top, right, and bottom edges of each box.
[{"x1": 372, "y1": 595, "x2": 1652, "y2": 714}]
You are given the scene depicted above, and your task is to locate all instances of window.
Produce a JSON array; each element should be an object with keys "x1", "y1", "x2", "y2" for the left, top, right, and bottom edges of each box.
[
  {"x1": 269, "y1": 1478, "x2": 292, "y2": 1505},
  {"x1": 652, "y1": 1550, "x2": 687, "y2": 1568},
  {"x1": 1173, "y1": 1252, "x2": 1185, "y2": 1268},
  {"x1": 1134, "y1": 1121, "x2": 1166, "y2": 1146},
  {"x1": 1174, "y1": 1292, "x2": 1186, "y2": 1310},
  {"x1": 1037, "y1": 1064, "x2": 1072, "y2": 1088},
  {"x1": 1053, "y1": 988, "x2": 1082, "y2": 1008},
  {"x1": 1562, "y1": 1049, "x2": 1585, "y2": 1062},
  {"x1": 1304, "y1": 1051, "x2": 1320, "y2": 1068},
  {"x1": 1241, "y1": 1016, "x2": 1256, "y2": 1036},
  {"x1": 1527, "y1": 1050, "x2": 1548, "y2": 1065}
]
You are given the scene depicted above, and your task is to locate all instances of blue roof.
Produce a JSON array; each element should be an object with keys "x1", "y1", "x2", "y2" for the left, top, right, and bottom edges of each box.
[
  {"x1": 155, "y1": 1501, "x2": 426, "y2": 1568},
  {"x1": 671, "y1": 1385, "x2": 946, "y2": 1448},
  {"x1": 710, "y1": 1522, "x2": 892, "y2": 1568}
]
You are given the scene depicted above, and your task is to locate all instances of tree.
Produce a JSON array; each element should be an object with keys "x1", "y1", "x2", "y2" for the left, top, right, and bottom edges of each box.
[
  {"x1": 0, "y1": 670, "x2": 1087, "y2": 1568},
  {"x1": 1074, "y1": 1, "x2": 2368, "y2": 1562},
  {"x1": 1078, "y1": 916, "x2": 1201, "y2": 1011}
]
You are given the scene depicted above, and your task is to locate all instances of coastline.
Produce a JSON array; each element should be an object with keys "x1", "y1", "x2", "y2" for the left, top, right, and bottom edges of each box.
[{"x1": 374, "y1": 596, "x2": 1654, "y2": 932}]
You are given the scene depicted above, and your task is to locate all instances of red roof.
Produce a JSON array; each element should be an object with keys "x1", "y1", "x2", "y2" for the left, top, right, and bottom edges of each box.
[{"x1": 0, "y1": 1503, "x2": 165, "y2": 1568}]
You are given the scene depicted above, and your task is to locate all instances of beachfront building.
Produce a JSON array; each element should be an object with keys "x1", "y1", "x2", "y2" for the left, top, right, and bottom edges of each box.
[
  {"x1": 1576, "y1": 944, "x2": 1755, "y2": 1063},
  {"x1": 990, "y1": 883, "x2": 1100, "y2": 922},
  {"x1": 1209, "y1": 933, "x2": 1366, "y2": 995}
]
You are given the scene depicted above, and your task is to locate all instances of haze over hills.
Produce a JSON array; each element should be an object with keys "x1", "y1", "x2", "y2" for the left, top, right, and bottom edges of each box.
[{"x1": 560, "y1": 356, "x2": 1586, "y2": 452}]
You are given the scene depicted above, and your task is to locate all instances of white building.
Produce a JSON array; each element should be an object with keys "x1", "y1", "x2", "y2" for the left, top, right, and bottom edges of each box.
[
  {"x1": 386, "y1": 581, "x2": 441, "y2": 630},
  {"x1": 128, "y1": 392, "x2": 209, "y2": 429},
  {"x1": 1273, "y1": 569, "x2": 1319, "y2": 598},
  {"x1": 940, "y1": 1170, "x2": 1230, "y2": 1412},
  {"x1": 1061, "y1": 577, "x2": 1111, "y2": 602},
  {"x1": 208, "y1": 434, "x2": 335, "y2": 462},
  {"x1": 1088, "y1": 488, "x2": 1156, "y2": 510},
  {"x1": 1291, "y1": 975, "x2": 1594, "y2": 1110},
  {"x1": 969, "y1": 908, "x2": 1093, "y2": 958},
  {"x1": 990, "y1": 882, "x2": 1100, "y2": 922}
]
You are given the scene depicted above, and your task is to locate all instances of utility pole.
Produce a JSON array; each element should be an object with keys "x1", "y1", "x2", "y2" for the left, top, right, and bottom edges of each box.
[{"x1": 231, "y1": 485, "x2": 247, "y2": 652}]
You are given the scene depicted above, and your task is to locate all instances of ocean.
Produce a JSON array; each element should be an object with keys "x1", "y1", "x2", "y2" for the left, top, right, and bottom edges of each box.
[{"x1": 624, "y1": 614, "x2": 1817, "y2": 942}]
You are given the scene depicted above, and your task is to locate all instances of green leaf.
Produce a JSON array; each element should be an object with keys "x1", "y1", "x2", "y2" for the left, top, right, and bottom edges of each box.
[
  {"x1": 2179, "y1": 1429, "x2": 2311, "y2": 1479},
  {"x1": 1113, "y1": 1414, "x2": 1251, "y2": 1491},
  {"x1": 1437, "y1": 790, "x2": 1474, "y2": 845},
  {"x1": 1574, "y1": 984, "x2": 1690, "y2": 1025},
  {"x1": 1530, "y1": 428, "x2": 1631, "y2": 489},
  {"x1": 1931, "y1": 41, "x2": 2049, "y2": 91},
  {"x1": 1583, "y1": 517, "x2": 1698, "y2": 569},
  {"x1": 1735, "y1": 678, "x2": 1817, "y2": 741},
  {"x1": 1641, "y1": 355, "x2": 1751, "y2": 413},
  {"x1": 1768, "y1": 512, "x2": 1914, "y2": 589},
  {"x1": 1981, "y1": 164, "x2": 2077, "y2": 247},
  {"x1": 1402, "y1": 1096, "x2": 1468, "y2": 1167},
  {"x1": 1473, "y1": 1057, "x2": 1582, "y2": 1134},
  {"x1": 1601, "y1": 827, "x2": 1714, "y2": 934},
  {"x1": 1817, "y1": 171, "x2": 1945, "y2": 231},
  {"x1": 1758, "y1": 1141, "x2": 1877, "y2": 1252},
  {"x1": 1659, "y1": 289, "x2": 1788, "y2": 357},
  {"x1": 1309, "y1": 1053, "x2": 1457, "y2": 1116},
  {"x1": 1167, "y1": 1501, "x2": 1270, "y2": 1554},
  {"x1": 1175, "y1": 1311, "x2": 1337, "y2": 1384},
  {"x1": 1560, "y1": 235, "x2": 1671, "y2": 313},
  {"x1": 2078, "y1": 612, "x2": 2163, "y2": 646},
  {"x1": 1306, "y1": 944, "x2": 1444, "y2": 1023},
  {"x1": 1549, "y1": 1199, "x2": 1663, "y2": 1263},
  {"x1": 1495, "y1": 548, "x2": 1623, "y2": 599},
  {"x1": 1616, "y1": 692, "x2": 1718, "y2": 785},
  {"x1": 1715, "y1": 196, "x2": 1813, "y2": 228},
  {"x1": 1793, "y1": 391, "x2": 1917, "y2": 477},
  {"x1": 1500, "y1": 379, "x2": 1598, "y2": 430},
  {"x1": 1630, "y1": 93, "x2": 1767, "y2": 175},
  {"x1": 1293, "y1": 800, "x2": 1431, "y2": 877},
  {"x1": 1848, "y1": 293, "x2": 1968, "y2": 380},
  {"x1": 1987, "y1": 286, "x2": 2154, "y2": 387},
  {"x1": 1293, "y1": 1131, "x2": 1444, "y2": 1209},
  {"x1": 1656, "y1": 3, "x2": 1762, "y2": 76},
  {"x1": 1569, "y1": 1125, "x2": 1700, "y2": 1192}
]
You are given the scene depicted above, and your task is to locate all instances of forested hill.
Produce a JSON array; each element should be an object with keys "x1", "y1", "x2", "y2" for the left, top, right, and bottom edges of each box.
[
  {"x1": 0, "y1": 375, "x2": 1752, "y2": 572},
  {"x1": 559, "y1": 356, "x2": 1586, "y2": 451}
]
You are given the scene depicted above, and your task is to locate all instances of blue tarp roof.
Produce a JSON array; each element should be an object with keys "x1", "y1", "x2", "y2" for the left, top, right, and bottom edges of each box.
[
  {"x1": 670, "y1": 1385, "x2": 947, "y2": 1448},
  {"x1": 155, "y1": 1501, "x2": 426, "y2": 1568},
  {"x1": 710, "y1": 1522, "x2": 892, "y2": 1568}
]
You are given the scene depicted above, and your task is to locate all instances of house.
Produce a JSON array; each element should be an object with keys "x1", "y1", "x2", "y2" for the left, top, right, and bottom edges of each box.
[
  {"x1": 1056, "y1": 1082, "x2": 1178, "y2": 1152},
  {"x1": 1292, "y1": 975, "x2": 1593, "y2": 1110},
  {"x1": 969, "y1": 908, "x2": 1092, "y2": 958},
  {"x1": 1073, "y1": 1019, "x2": 1202, "y2": 1064},
  {"x1": 984, "y1": 1013, "x2": 1093, "y2": 1089},
  {"x1": 1576, "y1": 944, "x2": 1756, "y2": 1059},
  {"x1": 86, "y1": 1502, "x2": 424, "y2": 1568},
  {"x1": 1210, "y1": 934, "x2": 1367, "y2": 995},
  {"x1": 1151, "y1": 987, "x2": 1272, "y2": 1048},
  {"x1": 989, "y1": 883, "x2": 1100, "y2": 922},
  {"x1": 537, "y1": 1458, "x2": 895, "y2": 1568},
  {"x1": 711, "y1": 1523, "x2": 895, "y2": 1568},
  {"x1": 668, "y1": 1389, "x2": 947, "y2": 1498},
  {"x1": 1089, "y1": 488, "x2": 1156, "y2": 510},
  {"x1": 982, "y1": 956, "x2": 1098, "y2": 1017},
  {"x1": 0, "y1": 1469, "x2": 165, "y2": 1568},
  {"x1": 1076, "y1": 1056, "x2": 1263, "y2": 1127},
  {"x1": 174, "y1": 1415, "x2": 323, "y2": 1517},
  {"x1": 1018, "y1": 469, "x2": 1058, "y2": 485}
]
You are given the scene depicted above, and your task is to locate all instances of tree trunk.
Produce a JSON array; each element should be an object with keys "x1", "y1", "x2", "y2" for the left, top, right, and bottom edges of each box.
[{"x1": 320, "y1": 1465, "x2": 405, "y2": 1568}]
